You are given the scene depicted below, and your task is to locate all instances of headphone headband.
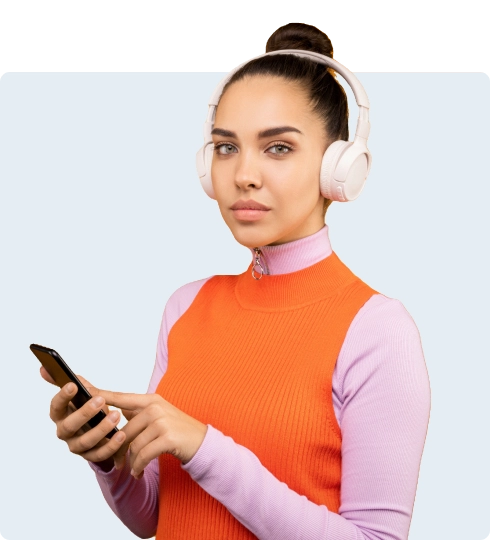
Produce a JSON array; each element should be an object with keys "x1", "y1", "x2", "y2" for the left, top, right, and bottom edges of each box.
[
  {"x1": 209, "y1": 50, "x2": 369, "y2": 106},
  {"x1": 204, "y1": 49, "x2": 370, "y2": 145}
]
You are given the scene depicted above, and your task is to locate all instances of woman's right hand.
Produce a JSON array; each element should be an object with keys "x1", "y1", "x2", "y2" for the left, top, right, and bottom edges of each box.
[{"x1": 41, "y1": 366, "x2": 127, "y2": 470}]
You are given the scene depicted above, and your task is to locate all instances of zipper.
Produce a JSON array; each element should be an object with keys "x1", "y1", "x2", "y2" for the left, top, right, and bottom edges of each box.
[{"x1": 252, "y1": 247, "x2": 270, "y2": 280}]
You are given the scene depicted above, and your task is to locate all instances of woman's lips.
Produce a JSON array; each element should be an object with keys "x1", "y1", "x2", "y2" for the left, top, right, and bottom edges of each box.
[{"x1": 232, "y1": 208, "x2": 270, "y2": 221}]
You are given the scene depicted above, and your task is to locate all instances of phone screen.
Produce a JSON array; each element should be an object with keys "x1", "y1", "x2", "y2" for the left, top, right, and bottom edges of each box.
[{"x1": 31, "y1": 344, "x2": 119, "y2": 438}]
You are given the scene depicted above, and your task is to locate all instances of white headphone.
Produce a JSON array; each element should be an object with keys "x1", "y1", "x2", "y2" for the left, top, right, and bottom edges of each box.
[{"x1": 196, "y1": 49, "x2": 372, "y2": 202}]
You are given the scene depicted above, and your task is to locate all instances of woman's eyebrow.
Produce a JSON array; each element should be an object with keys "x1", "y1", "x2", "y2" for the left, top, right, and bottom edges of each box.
[{"x1": 211, "y1": 126, "x2": 303, "y2": 139}]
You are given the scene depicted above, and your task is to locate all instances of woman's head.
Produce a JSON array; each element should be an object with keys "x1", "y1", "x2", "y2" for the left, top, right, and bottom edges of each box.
[{"x1": 210, "y1": 23, "x2": 349, "y2": 248}]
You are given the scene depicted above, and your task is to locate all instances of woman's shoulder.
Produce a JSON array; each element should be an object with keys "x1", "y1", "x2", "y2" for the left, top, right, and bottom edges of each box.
[
  {"x1": 164, "y1": 275, "x2": 216, "y2": 321},
  {"x1": 336, "y1": 292, "x2": 428, "y2": 398},
  {"x1": 353, "y1": 292, "x2": 422, "y2": 340}
]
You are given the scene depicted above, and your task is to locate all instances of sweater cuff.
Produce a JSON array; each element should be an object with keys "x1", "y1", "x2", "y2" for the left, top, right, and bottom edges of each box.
[
  {"x1": 88, "y1": 450, "x2": 130, "y2": 485},
  {"x1": 180, "y1": 423, "x2": 220, "y2": 479}
]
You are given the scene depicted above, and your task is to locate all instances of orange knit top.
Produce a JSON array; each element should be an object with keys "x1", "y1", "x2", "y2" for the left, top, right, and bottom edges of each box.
[{"x1": 154, "y1": 250, "x2": 378, "y2": 539}]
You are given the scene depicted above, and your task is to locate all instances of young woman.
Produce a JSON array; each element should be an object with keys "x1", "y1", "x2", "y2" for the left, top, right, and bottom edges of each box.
[{"x1": 42, "y1": 22, "x2": 431, "y2": 540}]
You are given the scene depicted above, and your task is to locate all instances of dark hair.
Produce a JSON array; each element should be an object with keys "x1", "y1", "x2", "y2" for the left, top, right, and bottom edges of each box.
[{"x1": 220, "y1": 23, "x2": 350, "y2": 216}]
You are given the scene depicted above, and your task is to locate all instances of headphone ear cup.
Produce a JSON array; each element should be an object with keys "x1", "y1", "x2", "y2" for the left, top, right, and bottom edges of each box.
[
  {"x1": 320, "y1": 141, "x2": 352, "y2": 201},
  {"x1": 338, "y1": 148, "x2": 370, "y2": 201},
  {"x1": 196, "y1": 143, "x2": 216, "y2": 200},
  {"x1": 320, "y1": 141, "x2": 371, "y2": 202}
]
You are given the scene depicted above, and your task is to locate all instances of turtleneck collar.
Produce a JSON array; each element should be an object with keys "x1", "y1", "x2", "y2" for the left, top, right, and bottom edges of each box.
[
  {"x1": 236, "y1": 224, "x2": 358, "y2": 311},
  {"x1": 247, "y1": 223, "x2": 333, "y2": 276}
]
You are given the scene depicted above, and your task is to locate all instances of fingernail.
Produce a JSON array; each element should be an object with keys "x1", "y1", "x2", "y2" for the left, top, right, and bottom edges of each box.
[
  {"x1": 66, "y1": 383, "x2": 74, "y2": 394},
  {"x1": 130, "y1": 469, "x2": 142, "y2": 479}
]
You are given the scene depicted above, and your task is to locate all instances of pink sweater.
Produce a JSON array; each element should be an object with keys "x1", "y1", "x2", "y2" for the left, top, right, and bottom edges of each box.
[{"x1": 88, "y1": 224, "x2": 431, "y2": 539}]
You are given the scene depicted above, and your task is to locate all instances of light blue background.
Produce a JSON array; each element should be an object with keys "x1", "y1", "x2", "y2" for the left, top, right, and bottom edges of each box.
[{"x1": 0, "y1": 72, "x2": 488, "y2": 539}]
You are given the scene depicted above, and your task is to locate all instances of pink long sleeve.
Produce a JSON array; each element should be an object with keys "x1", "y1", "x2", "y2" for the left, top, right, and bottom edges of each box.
[{"x1": 88, "y1": 225, "x2": 431, "y2": 539}]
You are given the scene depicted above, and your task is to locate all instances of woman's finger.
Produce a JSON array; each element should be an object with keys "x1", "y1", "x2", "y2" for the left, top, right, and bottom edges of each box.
[
  {"x1": 50, "y1": 383, "x2": 79, "y2": 423},
  {"x1": 111, "y1": 410, "x2": 150, "y2": 468},
  {"x1": 112, "y1": 428, "x2": 134, "y2": 469},
  {"x1": 76, "y1": 374, "x2": 95, "y2": 391},
  {"x1": 58, "y1": 394, "x2": 107, "y2": 440},
  {"x1": 40, "y1": 366, "x2": 56, "y2": 385},
  {"x1": 130, "y1": 432, "x2": 167, "y2": 478},
  {"x1": 121, "y1": 407, "x2": 136, "y2": 421},
  {"x1": 69, "y1": 374, "x2": 116, "y2": 417},
  {"x1": 80, "y1": 426, "x2": 127, "y2": 464},
  {"x1": 69, "y1": 409, "x2": 123, "y2": 457}
]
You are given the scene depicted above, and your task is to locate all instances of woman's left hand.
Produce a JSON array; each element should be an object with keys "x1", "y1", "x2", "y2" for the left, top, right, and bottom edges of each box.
[{"x1": 85, "y1": 384, "x2": 208, "y2": 478}]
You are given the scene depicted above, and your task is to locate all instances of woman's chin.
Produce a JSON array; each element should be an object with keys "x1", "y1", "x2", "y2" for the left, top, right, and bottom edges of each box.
[{"x1": 229, "y1": 224, "x2": 275, "y2": 249}]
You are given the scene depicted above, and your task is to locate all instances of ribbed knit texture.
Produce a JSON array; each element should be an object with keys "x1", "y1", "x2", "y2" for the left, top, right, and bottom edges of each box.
[{"x1": 154, "y1": 251, "x2": 378, "y2": 539}]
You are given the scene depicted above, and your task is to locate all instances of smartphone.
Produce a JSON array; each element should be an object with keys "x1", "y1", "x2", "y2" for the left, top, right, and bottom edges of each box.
[{"x1": 30, "y1": 343, "x2": 119, "y2": 439}]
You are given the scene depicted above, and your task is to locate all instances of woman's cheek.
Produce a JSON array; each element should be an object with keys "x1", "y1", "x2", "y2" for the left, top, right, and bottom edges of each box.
[{"x1": 263, "y1": 161, "x2": 290, "y2": 188}]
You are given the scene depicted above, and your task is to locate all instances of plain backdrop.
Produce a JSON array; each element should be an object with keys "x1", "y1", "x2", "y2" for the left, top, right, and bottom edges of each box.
[{"x1": 0, "y1": 70, "x2": 489, "y2": 540}]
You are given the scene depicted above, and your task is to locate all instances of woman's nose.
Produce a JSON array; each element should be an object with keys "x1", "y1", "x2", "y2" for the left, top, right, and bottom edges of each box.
[{"x1": 234, "y1": 151, "x2": 263, "y2": 190}]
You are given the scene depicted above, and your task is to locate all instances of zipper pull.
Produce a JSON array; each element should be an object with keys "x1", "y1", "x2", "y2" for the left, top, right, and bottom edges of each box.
[{"x1": 252, "y1": 248, "x2": 265, "y2": 280}]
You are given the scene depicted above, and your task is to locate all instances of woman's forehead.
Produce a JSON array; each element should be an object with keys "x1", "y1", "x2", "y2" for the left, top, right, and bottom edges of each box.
[{"x1": 214, "y1": 76, "x2": 319, "y2": 136}]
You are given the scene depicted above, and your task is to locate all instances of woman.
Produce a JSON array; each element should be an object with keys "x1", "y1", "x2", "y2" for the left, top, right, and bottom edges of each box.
[{"x1": 41, "y1": 22, "x2": 431, "y2": 540}]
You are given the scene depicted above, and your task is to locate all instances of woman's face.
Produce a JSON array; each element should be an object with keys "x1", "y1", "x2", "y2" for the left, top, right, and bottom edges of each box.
[{"x1": 211, "y1": 75, "x2": 329, "y2": 248}]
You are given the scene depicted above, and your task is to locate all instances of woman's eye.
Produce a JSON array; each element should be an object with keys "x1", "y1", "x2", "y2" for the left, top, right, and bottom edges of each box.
[
  {"x1": 214, "y1": 143, "x2": 237, "y2": 155},
  {"x1": 267, "y1": 144, "x2": 292, "y2": 155}
]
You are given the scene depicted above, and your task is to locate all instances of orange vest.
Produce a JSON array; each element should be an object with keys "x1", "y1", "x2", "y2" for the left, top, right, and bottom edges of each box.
[{"x1": 155, "y1": 251, "x2": 378, "y2": 539}]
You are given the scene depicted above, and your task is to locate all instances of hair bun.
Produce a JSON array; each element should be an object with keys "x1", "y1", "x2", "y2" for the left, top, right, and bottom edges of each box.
[{"x1": 266, "y1": 23, "x2": 333, "y2": 59}]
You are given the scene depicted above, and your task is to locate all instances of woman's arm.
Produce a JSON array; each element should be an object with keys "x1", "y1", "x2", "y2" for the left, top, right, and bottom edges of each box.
[
  {"x1": 88, "y1": 452, "x2": 160, "y2": 538},
  {"x1": 180, "y1": 294, "x2": 431, "y2": 540}
]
